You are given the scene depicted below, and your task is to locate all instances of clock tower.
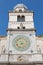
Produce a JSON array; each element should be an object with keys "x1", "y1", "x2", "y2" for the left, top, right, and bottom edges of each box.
[
  {"x1": 7, "y1": 4, "x2": 37, "y2": 54},
  {"x1": 7, "y1": 4, "x2": 37, "y2": 63},
  {"x1": 0, "y1": 3, "x2": 43, "y2": 65}
]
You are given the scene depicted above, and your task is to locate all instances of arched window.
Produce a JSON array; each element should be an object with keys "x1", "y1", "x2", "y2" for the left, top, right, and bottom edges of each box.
[
  {"x1": 21, "y1": 15, "x2": 25, "y2": 22},
  {"x1": 17, "y1": 15, "x2": 25, "y2": 22},
  {"x1": 17, "y1": 15, "x2": 20, "y2": 22}
]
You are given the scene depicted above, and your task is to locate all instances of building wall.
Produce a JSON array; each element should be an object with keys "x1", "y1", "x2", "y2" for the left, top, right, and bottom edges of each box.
[
  {"x1": 0, "y1": 36, "x2": 8, "y2": 54},
  {"x1": 0, "y1": 36, "x2": 43, "y2": 54},
  {"x1": 36, "y1": 36, "x2": 43, "y2": 53}
]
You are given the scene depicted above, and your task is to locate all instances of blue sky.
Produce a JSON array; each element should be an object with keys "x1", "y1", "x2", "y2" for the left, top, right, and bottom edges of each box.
[{"x1": 0, "y1": 0, "x2": 43, "y2": 36}]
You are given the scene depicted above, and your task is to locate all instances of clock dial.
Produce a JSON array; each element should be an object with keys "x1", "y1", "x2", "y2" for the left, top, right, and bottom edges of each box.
[{"x1": 12, "y1": 35, "x2": 30, "y2": 51}]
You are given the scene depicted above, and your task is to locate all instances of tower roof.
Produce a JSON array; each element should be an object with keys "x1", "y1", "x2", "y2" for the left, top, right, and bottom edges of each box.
[
  {"x1": 14, "y1": 3, "x2": 28, "y2": 9},
  {"x1": 9, "y1": 3, "x2": 33, "y2": 13}
]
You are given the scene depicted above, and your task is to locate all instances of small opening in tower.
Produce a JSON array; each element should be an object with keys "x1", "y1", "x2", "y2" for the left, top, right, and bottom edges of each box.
[
  {"x1": 18, "y1": 15, "x2": 20, "y2": 18},
  {"x1": 23, "y1": 27, "x2": 25, "y2": 29},
  {"x1": 17, "y1": 15, "x2": 25, "y2": 22},
  {"x1": 17, "y1": 15, "x2": 20, "y2": 22},
  {"x1": 19, "y1": 9, "x2": 22, "y2": 12},
  {"x1": 17, "y1": 27, "x2": 20, "y2": 29},
  {"x1": 21, "y1": 15, "x2": 25, "y2": 22}
]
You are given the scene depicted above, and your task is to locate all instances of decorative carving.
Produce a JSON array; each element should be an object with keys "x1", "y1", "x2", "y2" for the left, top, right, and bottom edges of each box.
[
  {"x1": 17, "y1": 55, "x2": 24, "y2": 62},
  {"x1": 20, "y1": 23, "x2": 23, "y2": 29},
  {"x1": 37, "y1": 45, "x2": 41, "y2": 53},
  {"x1": 1, "y1": 45, "x2": 6, "y2": 54}
]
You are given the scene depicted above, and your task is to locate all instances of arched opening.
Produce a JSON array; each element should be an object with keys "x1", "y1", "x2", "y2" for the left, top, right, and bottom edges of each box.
[
  {"x1": 21, "y1": 15, "x2": 25, "y2": 22},
  {"x1": 17, "y1": 15, "x2": 25, "y2": 22},
  {"x1": 17, "y1": 15, "x2": 20, "y2": 22}
]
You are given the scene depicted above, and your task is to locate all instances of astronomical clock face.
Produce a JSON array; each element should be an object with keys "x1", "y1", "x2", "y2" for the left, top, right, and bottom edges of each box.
[{"x1": 12, "y1": 35, "x2": 30, "y2": 51}]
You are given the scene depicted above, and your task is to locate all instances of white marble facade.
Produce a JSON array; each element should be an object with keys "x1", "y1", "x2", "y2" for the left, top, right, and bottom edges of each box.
[{"x1": 0, "y1": 4, "x2": 43, "y2": 65}]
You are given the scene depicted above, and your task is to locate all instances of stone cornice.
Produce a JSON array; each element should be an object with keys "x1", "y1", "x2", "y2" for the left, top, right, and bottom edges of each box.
[{"x1": 6, "y1": 28, "x2": 36, "y2": 32}]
